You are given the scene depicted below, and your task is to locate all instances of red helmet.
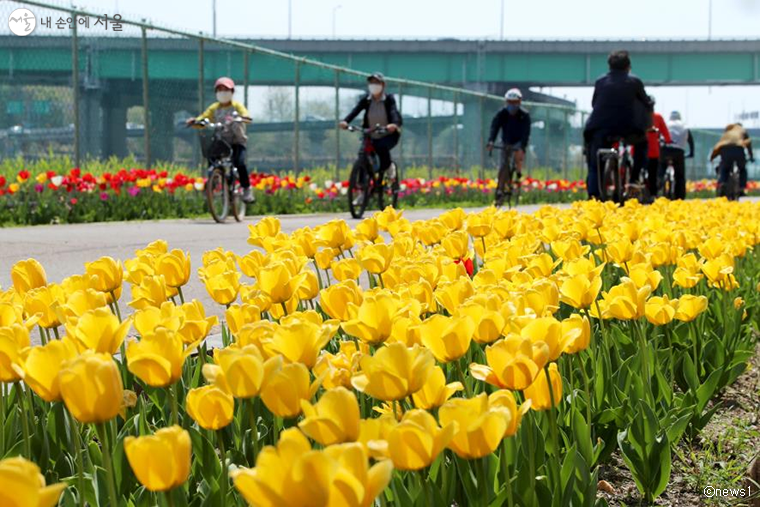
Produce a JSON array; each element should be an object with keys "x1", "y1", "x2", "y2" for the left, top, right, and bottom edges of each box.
[{"x1": 214, "y1": 77, "x2": 235, "y2": 91}]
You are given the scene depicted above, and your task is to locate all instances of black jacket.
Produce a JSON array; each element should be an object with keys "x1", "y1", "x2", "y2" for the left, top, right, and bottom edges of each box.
[
  {"x1": 343, "y1": 93, "x2": 403, "y2": 129},
  {"x1": 584, "y1": 70, "x2": 652, "y2": 138},
  {"x1": 488, "y1": 107, "x2": 531, "y2": 149}
]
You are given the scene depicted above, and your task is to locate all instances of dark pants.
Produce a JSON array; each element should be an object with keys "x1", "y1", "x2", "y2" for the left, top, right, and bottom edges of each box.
[
  {"x1": 232, "y1": 144, "x2": 250, "y2": 188},
  {"x1": 660, "y1": 146, "x2": 686, "y2": 199},
  {"x1": 586, "y1": 131, "x2": 647, "y2": 199},
  {"x1": 370, "y1": 132, "x2": 400, "y2": 171},
  {"x1": 718, "y1": 145, "x2": 747, "y2": 188},
  {"x1": 630, "y1": 157, "x2": 658, "y2": 196}
]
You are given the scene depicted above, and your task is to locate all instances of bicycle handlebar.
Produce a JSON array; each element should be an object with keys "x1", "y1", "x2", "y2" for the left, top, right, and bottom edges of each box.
[
  {"x1": 346, "y1": 124, "x2": 389, "y2": 136},
  {"x1": 188, "y1": 116, "x2": 251, "y2": 129}
]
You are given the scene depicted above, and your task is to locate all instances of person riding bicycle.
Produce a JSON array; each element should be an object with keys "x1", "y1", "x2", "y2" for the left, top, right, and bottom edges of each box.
[
  {"x1": 339, "y1": 72, "x2": 402, "y2": 178},
  {"x1": 710, "y1": 123, "x2": 754, "y2": 196},
  {"x1": 486, "y1": 88, "x2": 531, "y2": 202},
  {"x1": 187, "y1": 77, "x2": 254, "y2": 203},
  {"x1": 631, "y1": 96, "x2": 670, "y2": 199},
  {"x1": 661, "y1": 111, "x2": 694, "y2": 200},
  {"x1": 583, "y1": 50, "x2": 652, "y2": 199}
]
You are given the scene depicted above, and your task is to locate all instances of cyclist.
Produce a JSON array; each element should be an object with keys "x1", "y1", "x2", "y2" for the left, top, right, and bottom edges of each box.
[
  {"x1": 632, "y1": 96, "x2": 671, "y2": 199},
  {"x1": 710, "y1": 123, "x2": 754, "y2": 195},
  {"x1": 187, "y1": 77, "x2": 254, "y2": 203},
  {"x1": 583, "y1": 50, "x2": 652, "y2": 199},
  {"x1": 486, "y1": 88, "x2": 531, "y2": 203},
  {"x1": 339, "y1": 72, "x2": 402, "y2": 179},
  {"x1": 661, "y1": 111, "x2": 694, "y2": 199}
]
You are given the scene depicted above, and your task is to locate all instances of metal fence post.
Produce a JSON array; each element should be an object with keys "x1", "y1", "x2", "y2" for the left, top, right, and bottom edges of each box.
[
  {"x1": 544, "y1": 109, "x2": 551, "y2": 181},
  {"x1": 294, "y1": 62, "x2": 301, "y2": 174},
  {"x1": 427, "y1": 89, "x2": 433, "y2": 178},
  {"x1": 141, "y1": 26, "x2": 151, "y2": 168},
  {"x1": 198, "y1": 39, "x2": 205, "y2": 115},
  {"x1": 71, "y1": 11, "x2": 80, "y2": 168},
  {"x1": 243, "y1": 50, "x2": 250, "y2": 110},
  {"x1": 562, "y1": 110, "x2": 568, "y2": 180},
  {"x1": 479, "y1": 96, "x2": 485, "y2": 180},
  {"x1": 453, "y1": 93, "x2": 459, "y2": 174},
  {"x1": 334, "y1": 69, "x2": 341, "y2": 181},
  {"x1": 398, "y1": 83, "x2": 404, "y2": 168}
]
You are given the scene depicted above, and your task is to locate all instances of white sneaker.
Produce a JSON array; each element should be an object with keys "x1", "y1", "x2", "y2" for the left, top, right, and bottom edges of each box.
[
  {"x1": 242, "y1": 187, "x2": 255, "y2": 203},
  {"x1": 387, "y1": 163, "x2": 397, "y2": 180},
  {"x1": 352, "y1": 191, "x2": 365, "y2": 206}
]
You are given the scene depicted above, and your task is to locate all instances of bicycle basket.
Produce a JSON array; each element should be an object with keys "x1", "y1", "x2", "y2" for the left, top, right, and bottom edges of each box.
[{"x1": 199, "y1": 132, "x2": 233, "y2": 161}]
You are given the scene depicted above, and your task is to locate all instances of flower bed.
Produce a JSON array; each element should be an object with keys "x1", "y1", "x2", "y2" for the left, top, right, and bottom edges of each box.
[{"x1": 0, "y1": 199, "x2": 758, "y2": 505}]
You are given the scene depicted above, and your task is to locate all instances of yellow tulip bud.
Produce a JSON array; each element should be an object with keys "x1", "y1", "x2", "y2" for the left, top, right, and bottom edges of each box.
[
  {"x1": 524, "y1": 362, "x2": 563, "y2": 411},
  {"x1": 644, "y1": 295, "x2": 677, "y2": 326},
  {"x1": 214, "y1": 345, "x2": 282, "y2": 399},
  {"x1": 23, "y1": 284, "x2": 65, "y2": 329},
  {"x1": 441, "y1": 230, "x2": 469, "y2": 259},
  {"x1": 261, "y1": 362, "x2": 321, "y2": 418},
  {"x1": 412, "y1": 365, "x2": 463, "y2": 410},
  {"x1": 267, "y1": 318, "x2": 338, "y2": 369},
  {"x1": 561, "y1": 314, "x2": 591, "y2": 355},
  {"x1": 342, "y1": 292, "x2": 401, "y2": 345},
  {"x1": 186, "y1": 384, "x2": 234, "y2": 430},
  {"x1": 419, "y1": 314, "x2": 475, "y2": 363},
  {"x1": 11, "y1": 259, "x2": 47, "y2": 295},
  {"x1": 85, "y1": 256, "x2": 123, "y2": 294},
  {"x1": 330, "y1": 258, "x2": 362, "y2": 282},
  {"x1": 21, "y1": 336, "x2": 78, "y2": 402},
  {"x1": 127, "y1": 328, "x2": 195, "y2": 388},
  {"x1": 351, "y1": 343, "x2": 435, "y2": 401},
  {"x1": 257, "y1": 262, "x2": 303, "y2": 305},
  {"x1": 0, "y1": 456, "x2": 66, "y2": 507},
  {"x1": 674, "y1": 294, "x2": 708, "y2": 322},
  {"x1": 466, "y1": 212, "x2": 493, "y2": 238},
  {"x1": 357, "y1": 243, "x2": 394, "y2": 274},
  {"x1": 299, "y1": 387, "x2": 360, "y2": 445},
  {"x1": 319, "y1": 280, "x2": 363, "y2": 322},
  {"x1": 559, "y1": 274, "x2": 602, "y2": 310},
  {"x1": 0, "y1": 324, "x2": 31, "y2": 382},
  {"x1": 354, "y1": 217, "x2": 380, "y2": 242},
  {"x1": 470, "y1": 335, "x2": 549, "y2": 390},
  {"x1": 59, "y1": 351, "x2": 124, "y2": 424},
  {"x1": 124, "y1": 426, "x2": 191, "y2": 492},
  {"x1": 439, "y1": 393, "x2": 509, "y2": 459},
  {"x1": 156, "y1": 249, "x2": 191, "y2": 288},
  {"x1": 203, "y1": 270, "x2": 241, "y2": 306},
  {"x1": 488, "y1": 389, "x2": 530, "y2": 437},
  {"x1": 385, "y1": 409, "x2": 456, "y2": 471},
  {"x1": 129, "y1": 275, "x2": 169, "y2": 310},
  {"x1": 66, "y1": 307, "x2": 131, "y2": 355}
]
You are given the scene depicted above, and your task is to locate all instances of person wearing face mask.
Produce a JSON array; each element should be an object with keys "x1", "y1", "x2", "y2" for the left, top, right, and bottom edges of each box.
[
  {"x1": 486, "y1": 88, "x2": 531, "y2": 193},
  {"x1": 339, "y1": 72, "x2": 402, "y2": 177},
  {"x1": 187, "y1": 76, "x2": 254, "y2": 203}
]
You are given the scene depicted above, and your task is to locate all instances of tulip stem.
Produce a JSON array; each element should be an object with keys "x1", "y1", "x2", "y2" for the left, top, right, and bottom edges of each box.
[
  {"x1": 170, "y1": 382, "x2": 179, "y2": 426},
  {"x1": 110, "y1": 292, "x2": 122, "y2": 321},
  {"x1": 477, "y1": 457, "x2": 489, "y2": 507},
  {"x1": 280, "y1": 302, "x2": 288, "y2": 318},
  {"x1": 164, "y1": 490, "x2": 176, "y2": 507},
  {"x1": 544, "y1": 366, "x2": 562, "y2": 496},
  {"x1": 217, "y1": 430, "x2": 228, "y2": 504},
  {"x1": 177, "y1": 286, "x2": 186, "y2": 304},
  {"x1": 73, "y1": 417, "x2": 85, "y2": 507},
  {"x1": 248, "y1": 398, "x2": 259, "y2": 464},
  {"x1": 39, "y1": 326, "x2": 47, "y2": 346},
  {"x1": 418, "y1": 470, "x2": 430, "y2": 507},
  {"x1": 15, "y1": 383, "x2": 31, "y2": 458},
  {"x1": 500, "y1": 439, "x2": 514, "y2": 507},
  {"x1": 481, "y1": 236, "x2": 487, "y2": 256},
  {"x1": 455, "y1": 360, "x2": 472, "y2": 397},
  {"x1": 96, "y1": 422, "x2": 119, "y2": 507},
  {"x1": 0, "y1": 384, "x2": 4, "y2": 456},
  {"x1": 52, "y1": 326, "x2": 61, "y2": 340},
  {"x1": 578, "y1": 353, "x2": 593, "y2": 428}
]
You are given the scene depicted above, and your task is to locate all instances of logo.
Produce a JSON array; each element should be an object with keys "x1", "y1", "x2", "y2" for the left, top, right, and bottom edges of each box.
[{"x1": 8, "y1": 8, "x2": 36, "y2": 36}]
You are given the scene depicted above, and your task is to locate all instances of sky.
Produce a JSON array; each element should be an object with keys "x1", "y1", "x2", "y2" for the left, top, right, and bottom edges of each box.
[{"x1": 13, "y1": 0, "x2": 760, "y2": 127}]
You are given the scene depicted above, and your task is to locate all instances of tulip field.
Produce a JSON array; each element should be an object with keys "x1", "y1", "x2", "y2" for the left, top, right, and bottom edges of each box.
[{"x1": 0, "y1": 198, "x2": 759, "y2": 506}]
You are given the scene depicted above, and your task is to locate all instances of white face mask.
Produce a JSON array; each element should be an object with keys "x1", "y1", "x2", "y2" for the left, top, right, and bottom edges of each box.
[
  {"x1": 216, "y1": 90, "x2": 233, "y2": 103},
  {"x1": 368, "y1": 84, "x2": 383, "y2": 96}
]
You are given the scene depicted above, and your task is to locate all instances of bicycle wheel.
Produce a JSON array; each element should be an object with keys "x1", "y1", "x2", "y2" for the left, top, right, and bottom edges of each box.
[
  {"x1": 727, "y1": 171, "x2": 741, "y2": 201},
  {"x1": 206, "y1": 167, "x2": 229, "y2": 223},
  {"x1": 230, "y1": 175, "x2": 246, "y2": 222},
  {"x1": 663, "y1": 170, "x2": 675, "y2": 200},
  {"x1": 348, "y1": 159, "x2": 371, "y2": 219},
  {"x1": 509, "y1": 164, "x2": 520, "y2": 208},
  {"x1": 378, "y1": 162, "x2": 400, "y2": 210},
  {"x1": 495, "y1": 153, "x2": 509, "y2": 207},
  {"x1": 599, "y1": 156, "x2": 618, "y2": 202}
]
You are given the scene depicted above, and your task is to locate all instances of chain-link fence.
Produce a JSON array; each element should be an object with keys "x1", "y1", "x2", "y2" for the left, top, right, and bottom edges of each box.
[{"x1": 2, "y1": 0, "x2": 746, "y2": 183}]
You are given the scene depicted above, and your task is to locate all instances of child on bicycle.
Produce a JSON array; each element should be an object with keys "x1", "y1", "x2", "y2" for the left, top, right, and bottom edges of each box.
[{"x1": 187, "y1": 77, "x2": 254, "y2": 203}]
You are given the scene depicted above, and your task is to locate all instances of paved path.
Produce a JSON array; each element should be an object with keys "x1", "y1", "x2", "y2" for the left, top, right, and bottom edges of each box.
[{"x1": 0, "y1": 204, "x2": 557, "y2": 320}]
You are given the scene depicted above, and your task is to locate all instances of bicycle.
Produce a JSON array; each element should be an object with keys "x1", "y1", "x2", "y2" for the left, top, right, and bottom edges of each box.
[
  {"x1": 346, "y1": 125, "x2": 400, "y2": 219},
  {"x1": 660, "y1": 155, "x2": 676, "y2": 200},
  {"x1": 190, "y1": 114, "x2": 250, "y2": 223},
  {"x1": 717, "y1": 162, "x2": 741, "y2": 201},
  {"x1": 596, "y1": 138, "x2": 630, "y2": 203},
  {"x1": 489, "y1": 143, "x2": 522, "y2": 208}
]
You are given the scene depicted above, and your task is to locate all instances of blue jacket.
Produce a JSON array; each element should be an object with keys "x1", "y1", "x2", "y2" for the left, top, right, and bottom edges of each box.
[
  {"x1": 584, "y1": 69, "x2": 652, "y2": 138},
  {"x1": 488, "y1": 106, "x2": 531, "y2": 149}
]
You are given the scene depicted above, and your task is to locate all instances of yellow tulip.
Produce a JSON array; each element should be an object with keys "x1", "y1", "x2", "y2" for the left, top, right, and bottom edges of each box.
[
  {"x1": 299, "y1": 387, "x2": 360, "y2": 445},
  {"x1": 66, "y1": 307, "x2": 131, "y2": 355},
  {"x1": 314, "y1": 247, "x2": 339, "y2": 270},
  {"x1": 561, "y1": 314, "x2": 591, "y2": 355},
  {"x1": 59, "y1": 351, "x2": 124, "y2": 424},
  {"x1": 23, "y1": 284, "x2": 65, "y2": 329},
  {"x1": 441, "y1": 230, "x2": 469, "y2": 259},
  {"x1": 129, "y1": 275, "x2": 169, "y2": 310},
  {"x1": 466, "y1": 212, "x2": 493, "y2": 238},
  {"x1": 456, "y1": 301, "x2": 505, "y2": 344},
  {"x1": 126, "y1": 328, "x2": 196, "y2": 387},
  {"x1": 292, "y1": 227, "x2": 318, "y2": 258},
  {"x1": 419, "y1": 314, "x2": 475, "y2": 363},
  {"x1": 11, "y1": 259, "x2": 47, "y2": 295},
  {"x1": 296, "y1": 270, "x2": 319, "y2": 301},
  {"x1": 261, "y1": 362, "x2": 321, "y2": 418},
  {"x1": 559, "y1": 274, "x2": 602, "y2": 310},
  {"x1": 178, "y1": 300, "x2": 218, "y2": 344},
  {"x1": 470, "y1": 335, "x2": 549, "y2": 390},
  {"x1": 330, "y1": 258, "x2": 362, "y2": 282},
  {"x1": 674, "y1": 294, "x2": 708, "y2": 322},
  {"x1": 226, "y1": 303, "x2": 262, "y2": 336},
  {"x1": 357, "y1": 243, "x2": 394, "y2": 274},
  {"x1": 319, "y1": 280, "x2": 363, "y2": 321},
  {"x1": 267, "y1": 317, "x2": 338, "y2": 369},
  {"x1": 214, "y1": 345, "x2": 282, "y2": 398},
  {"x1": 203, "y1": 270, "x2": 241, "y2": 306},
  {"x1": 0, "y1": 324, "x2": 31, "y2": 382},
  {"x1": 186, "y1": 384, "x2": 234, "y2": 430},
  {"x1": 0, "y1": 456, "x2": 66, "y2": 507},
  {"x1": 257, "y1": 262, "x2": 304, "y2": 305},
  {"x1": 439, "y1": 208, "x2": 466, "y2": 231},
  {"x1": 672, "y1": 266, "x2": 702, "y2": 289},
  {"x1": 524, "y1": 362, "x2": 562, "y2": 411},
  {"x1": 605, "y1": 237, "x2": 634, "y2": 266},
  {"x1": 247, "y1": 216, "x2": 282, "y2": 250},
  {"x1": 698, "y1": 236, "x2": 724, "y2": 260},
  {"x1": 57, "y1": 288, "x2": 108, "y2": 322},
  {"x1": 439, "y1": 393, "x2": 509, "y2": 459},
  {"x1": 21, "y1": 336, "x2": 78, "y2": 402},
  {"x1": 316, "y1": 219, "x2": 351, "y2": 250},
  {"x1": 488, "y1": 390, "x2": 530, "y2": 437},
  {"x1": 595, "y1": 278, "x2": 651, "y2": 320},
  {"x1": 521, "y1": 316, "x2": 566, "y2": 362},
  {"x1": 156, "y1": 250, "x2": 191, "y2": 288},
  {"x1": 232, "y1": 428, "x2": 393, "y2": 507},
  {"x1": 237, "y1": 250, "x2": 268, "y2": 278},
  {"x1": 314, "y1": 341, "x2": 365, "y2": 390},
  {"x1": 627, "y1": 264, "x2": 663, "y2": 291},
  {"x1": 412, "y1": 365, "x2": 463, "y2": 410},
  {"x1": 133, "y1": 301, "x2": 184, "y2": 337},
  {"x1": 645, "y1": 295, "x2": 677, "y2": 326},
  {"x1": 342, "y1": 292, "x2": 401, "y2": 345},
  {"x1": 124, "y1": 425, "x2": 191, "y2": 492},
  {"x1": 434, "y1": 278, "x2": 475, "y2": 315},
  {"x1": 352, "y1": 343, "x2": 435, "y2": 401},
  {"x1": 413, "y1": 219, "x2": 447, "y2": 246},
  {"x1": 0, "y1": 303, "x2": 33, "y2": 329},
  {"x1": 701, "y1": 254, "x2": 738, "y2": 290},
  {"x1": 385, "y1": 409, "x2": 456, "y2": 471},
  {"x1": 85, "y1": 256, "x2": 123, "y2": 294},
  {"x1": 355, "y1": 217, "x2": 380, "y2": 242}
]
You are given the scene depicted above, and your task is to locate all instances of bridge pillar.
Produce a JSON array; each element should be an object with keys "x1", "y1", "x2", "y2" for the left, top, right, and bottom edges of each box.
[
  {"x1": 149, "y1": 100, "x2": 175, "y2": 164},
  {"x1": 79, "y1": 88, "x2": 103, "y2": 160},
  {"x1": 101, "y1": 93, "x2": 128, "y2": 159}
]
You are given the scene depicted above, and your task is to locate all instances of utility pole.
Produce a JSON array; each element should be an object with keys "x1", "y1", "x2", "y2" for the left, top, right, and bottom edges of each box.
[
  {"x1": 708, "y1": 0, "x2": 713, "y2": 40},
  {"x1": 332, "y1": 5, "x2": 342, "y2": 39},
  {"x1": 212, "y1": 0, "x2": 217, "y2": 37},
  {"x1": 500, "y1": 0, "x2": 505, "y2": 40},
  {"x1": 288, "y1": 0, "x2": 293, "y2": 38}
]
